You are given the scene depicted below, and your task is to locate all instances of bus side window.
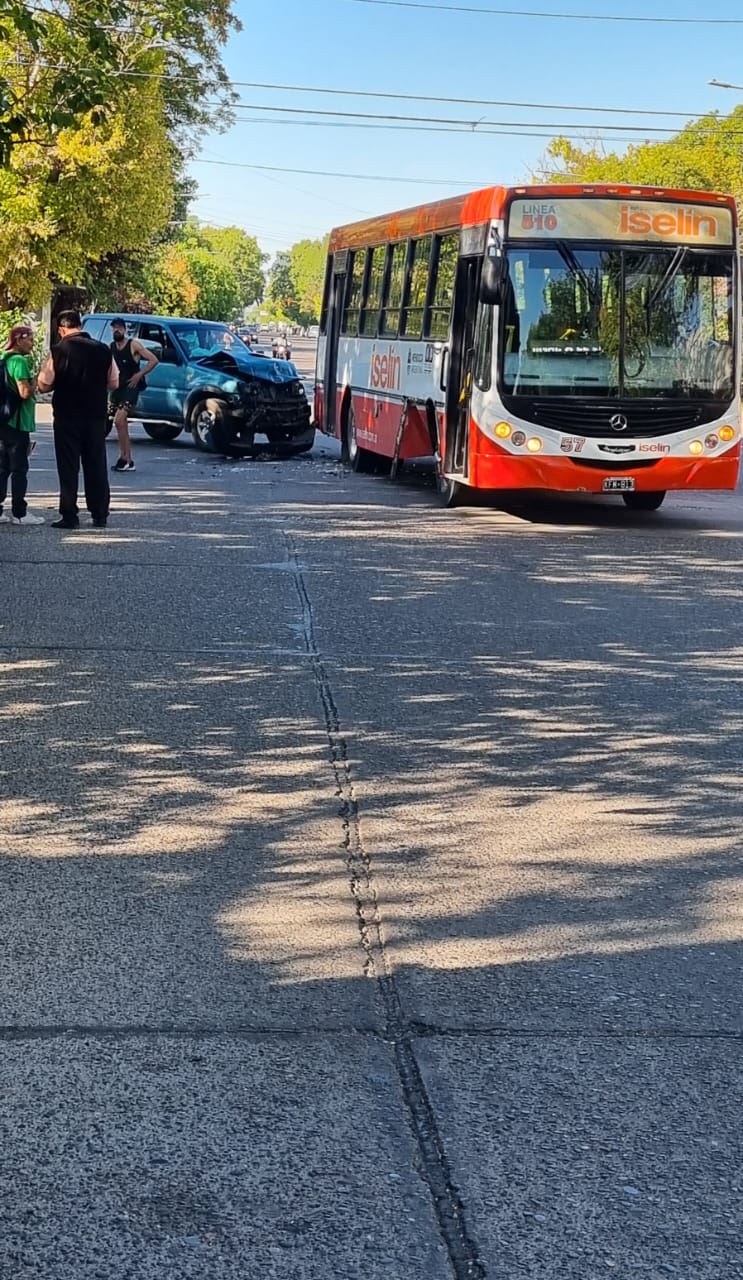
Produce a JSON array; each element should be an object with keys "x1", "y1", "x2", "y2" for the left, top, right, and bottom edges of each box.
[
  {"x1": 380, "y1": 241, "x2": 407, "y2": 337},
  {"x1": 342, "y1": 250, "x2": 367, "y2": 336},
  {"x1": 360, "y1": 246, "x2": 386, "y2": 336},
  {"x1": 401, "y1": 236, "x2": 433, "y2": 339},
  {"x1": 425, "y1": 233, "x2": 458, "y2": 341},
  {"x1": 473, "y1": 304, "x2": 494, "y2": 391},
  {"x1": 319, "y1": 255, "x2": 333, "y2": 336}
]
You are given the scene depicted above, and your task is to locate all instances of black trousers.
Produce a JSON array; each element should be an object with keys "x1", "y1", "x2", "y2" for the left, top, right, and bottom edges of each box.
[
  {"x1": 0, "y1": 426, "x2": 30, "y2": 518},
  {"x1": 54, "y1": 416, "x2": 110, "y2": 522}
]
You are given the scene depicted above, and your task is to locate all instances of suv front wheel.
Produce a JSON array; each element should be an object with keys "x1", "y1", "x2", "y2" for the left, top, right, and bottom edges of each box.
[{"x1": 190, "y1": 398, "x2": 254, "y2": 457}]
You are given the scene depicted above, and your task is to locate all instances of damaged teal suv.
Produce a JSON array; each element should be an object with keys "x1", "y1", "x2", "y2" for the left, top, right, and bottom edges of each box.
[{"x1": 82, "y1": 313, "x2": 313, "y2": 457}]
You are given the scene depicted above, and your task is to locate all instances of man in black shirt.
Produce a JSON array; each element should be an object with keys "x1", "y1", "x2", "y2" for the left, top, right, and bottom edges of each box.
[
  {"x1": 109, "y1": 318, "x2": 158, "y2": 472},
  {"x1": 38, "y1": 310, "x2": 119, "y2": 529}
]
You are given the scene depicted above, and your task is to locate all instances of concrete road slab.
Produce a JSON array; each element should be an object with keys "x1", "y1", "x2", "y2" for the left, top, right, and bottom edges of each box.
[
  {"x1": 0, "y1": 557, "x2": 304, "y2": 651},
  {"x1": 0, "y1": 1035, "x2": 449, "y2": 1280},
  {"x1": 325, "y1": 657, "x2": 743, "y2": 1033},
  {"x1": 415, "y1": 1033, "x2": 743, "y2": 1279},
  {"x1": 0, "y1": 653, "x2": 379, "y2": 1029}
]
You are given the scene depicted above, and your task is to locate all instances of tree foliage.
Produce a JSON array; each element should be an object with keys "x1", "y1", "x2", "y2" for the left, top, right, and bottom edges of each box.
[
  {"x1": 0, "y1": 0, "x2": 240, "y2": 160},
  {"x1": 268, "y1": 237, "x2": 328, "y2": 325},
  {"x1": 539, "y1": 109, "x2": 743, "y2": 209},
  {"x1": 0, "y1": 0, "x2": 240, "y2": 309},
  {"x1": 289, "y1": 237, "x2": 329, "y2": 324},
  {"x1": 187, "y1": 221, "x2": 267, "y2": 309},
  {"x1": 88, "y1": 221, "x2": 267, "y2": 321}
]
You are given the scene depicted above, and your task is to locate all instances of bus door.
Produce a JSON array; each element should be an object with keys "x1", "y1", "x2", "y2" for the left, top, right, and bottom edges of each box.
[
  {"x1": 444, "y1": 255, "x2": 481, "y2": 476},
  {"x1": 322, "y1": 250, "x2": 349, "y2": 435}
]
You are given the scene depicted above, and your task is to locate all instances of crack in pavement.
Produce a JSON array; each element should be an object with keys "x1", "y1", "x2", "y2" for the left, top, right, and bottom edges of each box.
[{"x1": 285, "y1": 531, "x2": 485, "y2": 1280}]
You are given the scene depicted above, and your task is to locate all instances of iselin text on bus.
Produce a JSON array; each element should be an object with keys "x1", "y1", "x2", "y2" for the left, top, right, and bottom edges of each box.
[
  {"x1": 369, "y1": 343, "x2": 402, "y2": 391},
  {"x1": 520, "y1": 203, "x2": 721, "y2": 239}
]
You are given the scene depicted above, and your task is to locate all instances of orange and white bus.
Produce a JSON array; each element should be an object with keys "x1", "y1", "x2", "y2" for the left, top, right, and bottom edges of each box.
[{"x1": 315, "y1": 184, "x2": 740, "y2": 509}]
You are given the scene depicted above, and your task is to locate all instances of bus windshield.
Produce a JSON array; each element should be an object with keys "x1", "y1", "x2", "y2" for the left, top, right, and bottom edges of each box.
[{"x1": 500, "y1": 245, "x2": 735, "y2": 401}]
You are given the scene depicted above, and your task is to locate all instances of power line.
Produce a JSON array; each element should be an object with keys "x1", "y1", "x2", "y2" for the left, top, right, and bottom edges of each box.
[
  {"x1": 193, "y1": 159, "x2": 495, "y2": 184},
  {"x1": 344, "y1": 0, "x2": 743, "y2": 23},
  {"x1": 221, "y1": 81, "x2": 704, "y2": 120},
  {"x1": 221, "y1": 101, "x2": 704, "y2": 135},
  {"x1": 14, "y1": 62, "x2": 717, "y2": 119},
  {"x1": 210, "y1": 121, "x2": 686, "y2": 143}
]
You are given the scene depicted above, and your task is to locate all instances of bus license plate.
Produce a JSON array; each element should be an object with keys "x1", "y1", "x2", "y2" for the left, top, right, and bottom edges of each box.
[{"x1": 602, "y1": 477, "x2": 635, "y2": 492}]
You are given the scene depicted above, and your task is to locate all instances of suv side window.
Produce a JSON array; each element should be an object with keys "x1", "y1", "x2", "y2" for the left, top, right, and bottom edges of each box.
[
  {"x1": 83, "y1": 317, "x2": 106, "y2": 341},
  {"x1": 138, "y1": 322, "x2": 180, "y2": 364}
]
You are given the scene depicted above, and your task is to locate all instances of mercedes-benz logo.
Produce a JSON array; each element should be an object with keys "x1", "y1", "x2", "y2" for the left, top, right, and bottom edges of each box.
[{"x1": 610, "y1": 413, "x2": 629, "y2": 432}]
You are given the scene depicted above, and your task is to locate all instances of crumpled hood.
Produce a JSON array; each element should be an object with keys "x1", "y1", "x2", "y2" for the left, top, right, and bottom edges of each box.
[{"x1": 194, "y1": 350, "x2": 302, "y2": 385}]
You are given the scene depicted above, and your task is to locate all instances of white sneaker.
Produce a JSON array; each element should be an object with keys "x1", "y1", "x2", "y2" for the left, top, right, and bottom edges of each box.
[{"x1": 10, "y1": 512, "x2": 45, "y2": 525}]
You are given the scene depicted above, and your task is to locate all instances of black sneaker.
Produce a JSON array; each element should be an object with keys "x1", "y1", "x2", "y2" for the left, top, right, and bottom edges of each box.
[
  {"x1": 91, "y1": 518, "x2": 107, "y2": 528},
  {"x1": 51, "y1": 517, "x2": 79, "y2": 530},
  {"x1": 111, "y1": 458, "x2": 128, "y2": 472}
]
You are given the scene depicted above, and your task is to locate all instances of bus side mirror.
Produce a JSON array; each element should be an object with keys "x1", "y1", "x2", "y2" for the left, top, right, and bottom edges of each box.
[{"x1": 480, "y1": 250, "x2": 509, "y2": 305}]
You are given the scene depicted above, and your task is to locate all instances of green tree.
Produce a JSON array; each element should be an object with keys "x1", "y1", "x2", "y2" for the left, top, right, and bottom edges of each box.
[
  {"x1": 187, "y1": 221, "x2": 267, "y2": 308},
  {"x1": 0, "y1": 0, "x2": 241, "y2": 308},
  {"x1": 0, "y1": 0, "x2": 240, "y2": 162},
  {"x1": 267, "y1": 251, "x2": 297, "y2": 320},
  {"x1": 289, "y1": 237, "x2": 329, "y2": 325},
  {"x1": 143, "y1": 243, "x2": 201, "y2": 315},
  {"x1": 181, "y1": 246, "x2": 241, "y2": 320},
  {"x1": 0, "y1": 78, "x2": 174, "y2": 308}
]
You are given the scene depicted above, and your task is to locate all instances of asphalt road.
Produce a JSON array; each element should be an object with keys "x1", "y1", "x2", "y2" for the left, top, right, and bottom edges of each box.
[{"x1": 1, "y1": 360, "x2": 742, "y2": 1278}]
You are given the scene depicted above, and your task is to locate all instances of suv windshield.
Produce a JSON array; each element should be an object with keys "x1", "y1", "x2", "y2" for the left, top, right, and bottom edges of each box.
[
  {"x1": 500, "y1": 245, "x2": 735, "y2": 401},
  {"x1": 170, "y1": 322, "x2": 251, "y2": 358}
]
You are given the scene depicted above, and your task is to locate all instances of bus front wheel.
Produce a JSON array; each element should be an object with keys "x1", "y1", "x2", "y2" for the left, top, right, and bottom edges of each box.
[
  {"x1": 622, "y1": 491, "x2": 666, "y2": 512},
  {"x1": 347, "y1": 403, "x2": 377, "y2": 473},
  {"x1": 437, "y1": 472, "x2": 466, "y2": 508}
]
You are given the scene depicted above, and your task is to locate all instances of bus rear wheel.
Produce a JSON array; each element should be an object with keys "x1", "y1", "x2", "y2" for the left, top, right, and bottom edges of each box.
[
  {"x1": 622, "y1": 491, "x2": 666, "y2": 512},
  {"x1": 347, "y1": 403, "x2": 377, "y2": 473}
]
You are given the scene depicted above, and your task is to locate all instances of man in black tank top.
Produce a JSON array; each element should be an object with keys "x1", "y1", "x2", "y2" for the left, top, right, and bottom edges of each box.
[
  {"x1": 37, "y1": 310, "x2": 119, "y2": 528},
  {"x1": 109, "y1": 318, "x2": 158, "y2": 472}
]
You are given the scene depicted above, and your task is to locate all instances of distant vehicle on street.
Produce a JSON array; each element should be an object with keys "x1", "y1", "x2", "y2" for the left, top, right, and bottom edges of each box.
[
  {"x1": 317, "y1": 183, "x2": 741, "y2": 509},
  {"x1": 248, "y1": 342, "x2": 268, "y2": 358},
  {"x1": 82, "y1": 313, "x2": 313, "y2": 457},
  {"x1": 272, "y1": 334, "x2": 291, "y2": 360}
]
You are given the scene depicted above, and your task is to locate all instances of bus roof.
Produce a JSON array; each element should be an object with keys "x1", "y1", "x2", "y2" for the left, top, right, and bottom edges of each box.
[{"x1": 328, "y1": 183, "x2": 738, "y2": 252}]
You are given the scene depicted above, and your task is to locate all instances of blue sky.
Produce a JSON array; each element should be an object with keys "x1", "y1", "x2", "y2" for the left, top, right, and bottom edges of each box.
[{"x1": 188, "y1": 0, "x2": 743, "y2": 260}]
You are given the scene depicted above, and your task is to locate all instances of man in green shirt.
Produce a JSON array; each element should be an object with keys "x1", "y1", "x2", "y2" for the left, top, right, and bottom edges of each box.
[{"x1": 0, "y1": 325, "x2": 43, "y2": 524}]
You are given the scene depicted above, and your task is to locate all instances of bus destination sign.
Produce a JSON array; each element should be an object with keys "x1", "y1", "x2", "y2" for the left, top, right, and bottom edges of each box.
[{"x1": 507, "y1": 197, "x2": 733, "y2": 246}]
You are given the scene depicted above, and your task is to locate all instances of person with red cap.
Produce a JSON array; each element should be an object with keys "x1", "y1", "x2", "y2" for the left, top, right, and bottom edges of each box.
[{"x1": 0, "y1": 325, "x2": 43, "y2": 525}]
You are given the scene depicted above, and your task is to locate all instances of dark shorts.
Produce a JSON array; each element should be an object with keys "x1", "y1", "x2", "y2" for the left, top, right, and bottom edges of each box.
[{"x1": 109, "y1": 386, "x2": 141, "y2": 415}]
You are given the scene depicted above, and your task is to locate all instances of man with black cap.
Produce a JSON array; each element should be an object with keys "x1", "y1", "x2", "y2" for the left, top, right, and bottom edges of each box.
[{"x1": 37, "y1": 309, "x2": 119, "y2": 529}]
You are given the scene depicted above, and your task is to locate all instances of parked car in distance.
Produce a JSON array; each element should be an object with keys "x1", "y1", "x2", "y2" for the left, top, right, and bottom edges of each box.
[{"x1": 82, "y1": 313, "x2": 313, "y2": 457}]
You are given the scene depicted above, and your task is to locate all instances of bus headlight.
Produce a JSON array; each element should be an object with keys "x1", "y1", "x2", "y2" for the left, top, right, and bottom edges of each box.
[
  {"x1": 495, "y1": 421, "x2": 512, "y2": 439},
  {"x1": 526, "y1": 437, "x2": 543, "y2": 452},
  {"x1": 688, "y1": 440, "x2": 704, "y2": 455},
  {"x1": 511, "y1": 431, "x2": 526, "y2": 447},
  {"x1": 719, "y1": 425, "x2": 735, "y2": 442},
  {"x1": 705, "y1": 434, "x2": 719, "y2": 450}
]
